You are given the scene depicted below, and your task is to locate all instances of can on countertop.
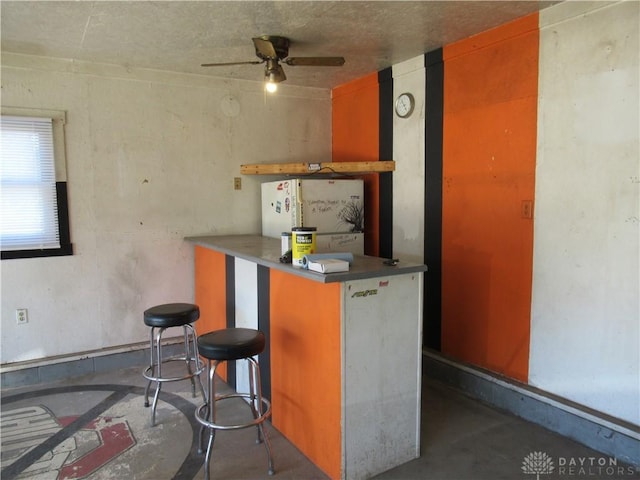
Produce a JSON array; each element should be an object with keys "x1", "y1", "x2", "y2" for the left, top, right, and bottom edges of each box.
[
  {"x1": 291, "y1": 227, "x2": 316, "y2": 267},
  {"x1": 281, "y1": 232, "x2": 292, "y2": 256}
]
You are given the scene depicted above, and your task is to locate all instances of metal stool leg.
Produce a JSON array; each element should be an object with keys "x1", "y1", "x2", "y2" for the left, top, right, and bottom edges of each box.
[
  {"x1": 187, "y1": 324, "x2": 206, "y2": 402},
  {"x1": 183, "y1": 325, "x2": 195, "y2": 395},
  {"x1": 198, "y1": 359, "x2": 215, "y2": 454},
  {"x1": 149, "y1": 327, "x2": 165, "y2": 426},
  {"x1": 143, "y1": 326, "x2": 165, "y2": 426},
  {"x1": 247, "y1": 357, "x2": 262, "y2": 443},
  {"x1": 249, "y1": 357, "x2": 275, "y2": 475},
  {"x1": 202, "y1": 359, "x2": 219, "y2": 480},
  {"x1": 143, "y1": 326, "x2": 156, "y2": 407}
]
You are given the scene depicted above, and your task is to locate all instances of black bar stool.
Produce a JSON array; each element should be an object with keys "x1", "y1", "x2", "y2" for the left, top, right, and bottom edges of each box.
[
  {"x1": 195, "y1": 328, "x2": 274, "y2": 479},
  {"x1": 143, "y1": 302, "x2": 205, "y2": 426}
]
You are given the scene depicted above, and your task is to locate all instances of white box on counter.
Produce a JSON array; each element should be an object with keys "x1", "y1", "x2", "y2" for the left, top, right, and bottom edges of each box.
[{"x1": 307, "y1": 258, "x2": 350, "y2": 274}]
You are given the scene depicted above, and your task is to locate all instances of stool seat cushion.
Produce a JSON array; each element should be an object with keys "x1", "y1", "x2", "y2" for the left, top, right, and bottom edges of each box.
[
  {"x1": 144, "y1": 303, "x2": 200, "y2": 328},
  {"x1": 198, "y1": 328, "x2": 265, "y2": 361}
]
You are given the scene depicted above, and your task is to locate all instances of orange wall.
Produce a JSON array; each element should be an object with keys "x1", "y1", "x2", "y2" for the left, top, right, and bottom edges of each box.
[
  {"x1": 269, "y1": 269, "x2": 342, "y2": 479},
  {"x1": 194, "y1": 245, "x2": 228, "y2": 378},
  {"x1": 332, "y1": 73, "x2": 381, "y2": 255},
  {"x1": 441, "y1": 14, "x2": 538, "y2": 382}
]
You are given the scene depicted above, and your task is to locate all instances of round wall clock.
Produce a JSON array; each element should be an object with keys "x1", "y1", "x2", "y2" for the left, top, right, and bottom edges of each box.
[{"x1": 395, "y1": 92, "x2": 415, "y2": 118}]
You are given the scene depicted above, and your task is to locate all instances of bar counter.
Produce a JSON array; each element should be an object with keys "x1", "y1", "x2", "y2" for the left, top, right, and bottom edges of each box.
[
  {"x1": 185, "y1": 234, "x2": 426, "y2": 480},
  {"x1": 185, "y1": 234, "x2": 427, "y2": 283}
]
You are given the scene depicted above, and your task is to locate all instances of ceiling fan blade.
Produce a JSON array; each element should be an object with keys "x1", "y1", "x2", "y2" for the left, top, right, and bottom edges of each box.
[
  {"x1": 252, "y1": 37, "x2": 278, "y2": 59},
  {"x1": 201, "y1": 60, "x2": 263, "y2": 67},
  {"x1": 284, "y1": 57, "x2": 345, "y2": 67},
  {"x1": 272, "y1": 64, "x2": 286, "y2": 82}
]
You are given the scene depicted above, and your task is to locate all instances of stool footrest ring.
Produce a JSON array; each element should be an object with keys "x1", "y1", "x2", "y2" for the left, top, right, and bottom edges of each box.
[
  {"x1": 143, "y1": 357, "x2": 204, "y2": 383},
  {"x1": 195, "y1": 394, "x2": 272, "y2": 431}
]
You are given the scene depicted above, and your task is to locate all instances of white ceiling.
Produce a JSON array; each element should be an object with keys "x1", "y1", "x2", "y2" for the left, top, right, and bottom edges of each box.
[{"x1": 1, "y1": 1, "x2": 560, "y2": 90}]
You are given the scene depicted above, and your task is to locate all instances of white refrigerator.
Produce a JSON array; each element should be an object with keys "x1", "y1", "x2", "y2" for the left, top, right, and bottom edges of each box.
[{"x1": 261, "y1": 178, "x2": 364, "y2": 254}]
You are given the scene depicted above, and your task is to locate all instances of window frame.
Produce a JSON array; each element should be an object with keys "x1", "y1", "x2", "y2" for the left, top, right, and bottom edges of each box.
[{"x1": 1, "y1": 107, "x2": 73, "y2": 260}]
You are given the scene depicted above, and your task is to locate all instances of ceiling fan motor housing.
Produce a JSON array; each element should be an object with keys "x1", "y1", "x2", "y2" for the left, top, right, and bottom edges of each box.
[{"x1": 255, "y1": 35, "x2": 290, "y2": 60}]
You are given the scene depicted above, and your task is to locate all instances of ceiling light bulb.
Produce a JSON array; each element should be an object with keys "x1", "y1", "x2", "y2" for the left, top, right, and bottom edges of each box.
[{"x1": 265, "y1": 80, "x2": 278, "y2": 93}]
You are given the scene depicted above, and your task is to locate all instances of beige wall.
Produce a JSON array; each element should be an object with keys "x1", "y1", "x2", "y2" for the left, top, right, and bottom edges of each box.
[
  {"x1": 530, "y1": 1, "x2": 639, "y2": 425},
  {"x1": 0, "y1": 54, "x2": 331, "y2": 364}
]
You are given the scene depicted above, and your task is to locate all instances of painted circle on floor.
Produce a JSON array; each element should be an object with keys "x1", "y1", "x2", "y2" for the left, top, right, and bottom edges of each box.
[{"x1": 1, "y1": 384, "x2": 202, "y2": 480}]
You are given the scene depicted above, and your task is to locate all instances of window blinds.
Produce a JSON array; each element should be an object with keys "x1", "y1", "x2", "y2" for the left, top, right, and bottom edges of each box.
[{"x1": 1, "y1": 115, "x2": 61, "y2": 251}]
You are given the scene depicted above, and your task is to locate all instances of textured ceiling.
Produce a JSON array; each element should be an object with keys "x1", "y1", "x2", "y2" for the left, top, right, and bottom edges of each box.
[{"x1": 1, "y1": 1, "x2": 560, "y2": 89}]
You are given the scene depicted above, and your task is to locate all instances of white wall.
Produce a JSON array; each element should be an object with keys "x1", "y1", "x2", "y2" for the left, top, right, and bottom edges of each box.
[
  {"x1": 392, "y1": 56, "x2": 426, "y2": 263},
  {"x1": 0, "y1": 54, "x2": 331, "y2": 364},
  {"x1": 530, "y1": 1, "x2": 639, "y2": 425}
]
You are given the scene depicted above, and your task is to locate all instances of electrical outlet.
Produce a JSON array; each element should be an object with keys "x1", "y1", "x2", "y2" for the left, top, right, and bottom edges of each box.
[
  {"x1": 521, "y1": 200, "x2": 533, "y2": 219},
  {"x1": 234, "y1": 177, "x2": 242, "y2": 190},
  {"x1": 16, "y1": 308, "x2": 28, "y2": 325}
]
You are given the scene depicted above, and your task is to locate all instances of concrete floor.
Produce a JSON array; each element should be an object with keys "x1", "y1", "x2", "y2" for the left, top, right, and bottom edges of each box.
[{"x1": 2, "y1": 362, "x2": 638, "y2": 480}]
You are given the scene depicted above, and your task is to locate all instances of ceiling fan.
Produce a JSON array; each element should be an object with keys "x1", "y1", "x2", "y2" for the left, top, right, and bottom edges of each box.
[{"x1": 202, "y1": 36, "x2": 345, "y2": 92}]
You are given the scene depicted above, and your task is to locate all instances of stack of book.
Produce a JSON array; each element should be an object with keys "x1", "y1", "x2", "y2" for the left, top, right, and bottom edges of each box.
[{"x1": 307, "y1": 258, "x2": 350, "y2": 274}]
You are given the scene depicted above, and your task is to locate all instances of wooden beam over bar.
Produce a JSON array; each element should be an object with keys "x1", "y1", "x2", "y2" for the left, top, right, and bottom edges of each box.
[{"x1": 240, "y1": 161, "x2": 395, "y2": 175}]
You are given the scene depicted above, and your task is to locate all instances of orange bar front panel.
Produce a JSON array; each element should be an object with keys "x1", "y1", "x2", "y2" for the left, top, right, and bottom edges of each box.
[
  {"x1": 269, "y1": 269, "x2": 342, "y2": 480},
  {"x1": 194, "y1": 245, "x2": 228, "y2": 379}
]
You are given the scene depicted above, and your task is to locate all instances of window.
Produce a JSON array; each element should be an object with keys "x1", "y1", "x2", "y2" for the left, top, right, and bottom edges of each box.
[{"x1": 1, "y1": 108, "x2": 72, "y2": 259}]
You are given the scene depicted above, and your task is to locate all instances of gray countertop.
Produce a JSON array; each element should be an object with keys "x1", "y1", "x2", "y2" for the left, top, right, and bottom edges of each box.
[{"x1": 185, "y1": 234, "x2": 427, "y2": 284}]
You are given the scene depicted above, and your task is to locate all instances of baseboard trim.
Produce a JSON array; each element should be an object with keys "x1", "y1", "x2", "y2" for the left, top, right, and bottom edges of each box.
[
  {"x1": 423, "y1": 349, "x2": 639, "y2": 466},
  {"x1": 1, "y1": 338, "x2": 184, "y2": 388}
]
